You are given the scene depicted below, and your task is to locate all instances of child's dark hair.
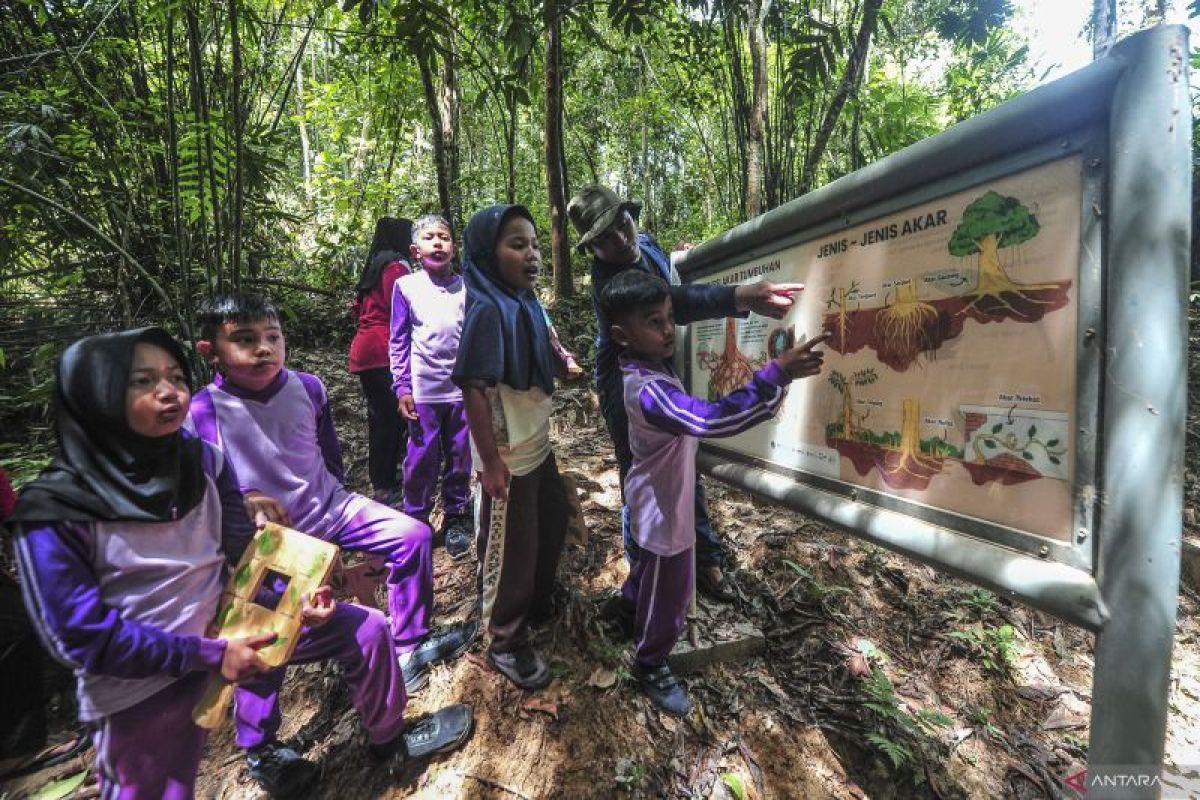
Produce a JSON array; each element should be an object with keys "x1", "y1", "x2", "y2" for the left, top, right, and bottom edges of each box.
[
  {"x1": 599, "y1": 269, "x2": 670, "y2": 324},
  {"x1": 197, "y1": 293, "x2": 280, "y2": 341},
  {"x1": 412, "y1": 214, "x2": 451, "y2": 238}
]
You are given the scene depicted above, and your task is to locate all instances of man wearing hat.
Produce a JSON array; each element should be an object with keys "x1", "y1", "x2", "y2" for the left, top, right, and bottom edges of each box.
[{"x1": 568, "y1": 184, "x2": 803, "y2": 603}]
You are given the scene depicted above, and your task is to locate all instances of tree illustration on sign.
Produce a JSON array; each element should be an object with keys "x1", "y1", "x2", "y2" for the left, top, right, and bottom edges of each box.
[
  {"x1": 824, "y1": 281, "x2": 867, "y2": 355},
  {"x1": 947, "y1": 191, "x2": 1071, "y2": 322},
  {"x1": 697, "y1": 317, "x2": 766, "y2": 399},
  {"x1": 887, "y1": 399, "x2": 945, "y2": 482},
  {"x1": 873, "y1": 280, "x2": 948, "y2": 371},
  {"x1": 827, "y1": 367, "x2": 878, "y2": 440},
  {"x1": 824, "y1": 370, "x2": 950, "y2": 490}
]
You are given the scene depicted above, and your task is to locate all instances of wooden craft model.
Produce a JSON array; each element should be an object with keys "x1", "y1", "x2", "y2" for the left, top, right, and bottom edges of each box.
[{"x1": 192, "y1": 523, "x2": 339, "y2": 729}]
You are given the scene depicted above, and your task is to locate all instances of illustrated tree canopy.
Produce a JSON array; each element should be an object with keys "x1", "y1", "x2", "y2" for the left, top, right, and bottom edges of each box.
[{"x1": 946, "y1": 191, "x2": 1040, "y2": 256}]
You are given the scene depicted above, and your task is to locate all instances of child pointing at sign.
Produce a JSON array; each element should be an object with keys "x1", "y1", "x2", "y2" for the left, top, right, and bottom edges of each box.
[{"x1": 599, "y1": 270, "x2": 827, "y2": 716}]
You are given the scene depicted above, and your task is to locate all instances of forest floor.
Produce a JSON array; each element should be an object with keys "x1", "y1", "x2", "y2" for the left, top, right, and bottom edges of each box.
[{"x1": 3, "y1": 308, "x2": 1199, "y2": 800}]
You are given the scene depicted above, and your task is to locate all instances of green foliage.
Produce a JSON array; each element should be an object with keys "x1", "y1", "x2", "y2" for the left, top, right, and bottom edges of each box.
[
  {"x1": 945, "y1": 623, "x2": 1021, "y2": 677},
  {"x1": 947, "y1": 191, "x2": 1040, "y2": 255}
]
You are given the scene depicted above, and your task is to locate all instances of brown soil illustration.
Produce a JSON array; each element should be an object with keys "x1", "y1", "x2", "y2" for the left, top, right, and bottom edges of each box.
[{"x1": 960, "y1": 458, "x2": 1041, "y2": 486}]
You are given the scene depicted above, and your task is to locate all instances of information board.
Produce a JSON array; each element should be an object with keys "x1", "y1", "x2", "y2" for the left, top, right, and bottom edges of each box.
[
  {"x1": 675, "y1": 26, "x2": 1189, "y2": 797},
  {"x1": 688, "y1": 156, "x2": 1081, "y2": 542}
]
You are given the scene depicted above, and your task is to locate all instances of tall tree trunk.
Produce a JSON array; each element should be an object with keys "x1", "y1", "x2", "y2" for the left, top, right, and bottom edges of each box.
[
  {"x1": 745, "y1": 0, "x2": 769, "y2": 218},
  {"x1": 799, "y1": 0, "x2": 882, "y2": 195},
  {"x1": 721, "y1": 9, "x2": 750, "y2": 216},
  {"x1": 544, "y1": 0, "x2": 572, "y2": 299},
  {"x1": 296, "y1": 47, "x2": 312, "y2": 199},
  {"x1": 229, "y1": 0, "x2": 244, "y2": 289},
  {"x1": 164, "y1": 8, "x2": 189, "y2": 316},
  {"x1": 419, "y1": 51, "x2": 453, "y2": 231},
  {"x1": 441, "y1": 45, "x2": 460, "y2": 233},
  {"x1": 505, "y1": 90, "x2": 517, "y2": 204},
  {"x1": 185, "y1": 5, "x2": 222, "y2": 287}
]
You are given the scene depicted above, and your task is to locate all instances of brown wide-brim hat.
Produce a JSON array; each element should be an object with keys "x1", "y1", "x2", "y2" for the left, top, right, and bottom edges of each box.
[{"x1": 567, "y1": 184, "x2": 642, "y2": 251}]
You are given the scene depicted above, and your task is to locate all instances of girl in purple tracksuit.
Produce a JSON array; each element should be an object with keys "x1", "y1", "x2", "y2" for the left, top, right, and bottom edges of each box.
[
  {"x1": 599, "y1": 271, "x2": 826, "y2": 717},
  {"x1": 6, "y1": 328, "x2": 470, "y2": 799}
]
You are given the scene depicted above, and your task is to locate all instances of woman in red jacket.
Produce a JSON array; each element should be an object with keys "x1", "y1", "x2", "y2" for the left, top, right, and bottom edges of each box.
[{"x1": 350, "y1": 217, "x2": 413, "y2": 505}]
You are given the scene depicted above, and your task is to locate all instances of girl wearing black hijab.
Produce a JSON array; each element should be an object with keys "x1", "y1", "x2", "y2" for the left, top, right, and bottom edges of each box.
[
  {"x1": 6, "y1": 328, "x2": 446, "y2": 797},
  {"x1": 349, "y1": 217, "x2": 414, "y2": 504},
  {"x1": 452, "y1": 204, "x2": 568, "y2": 692}
]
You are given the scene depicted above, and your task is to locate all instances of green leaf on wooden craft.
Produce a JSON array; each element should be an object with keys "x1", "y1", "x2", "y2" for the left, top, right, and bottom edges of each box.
[
  {"x1": 256, "y1": 529, "x2": 280, "y2": 556},
  {"x1": 720, "y1": 772, "x2": 747, "y2": 800},
  {"x1": 31, "y1": 770, "x2": 88, "y2": 800}
]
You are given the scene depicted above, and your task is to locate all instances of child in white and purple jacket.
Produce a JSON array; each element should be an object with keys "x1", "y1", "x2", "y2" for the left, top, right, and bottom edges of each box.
[
  {"x1": 187, "y1": 294, "x2": 475, "y2": 794},
  {"x1": 599, "y1": 270, "x2": 827, "y2": 717}
]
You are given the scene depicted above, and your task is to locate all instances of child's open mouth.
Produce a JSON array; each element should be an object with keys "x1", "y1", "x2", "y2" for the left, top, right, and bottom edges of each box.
[
  {"x1": 524, "y1": 267, "x2": 539, "y2": 281},
  {"x1": 158, "y1": 406, "x2": 181, "y2": 423}
]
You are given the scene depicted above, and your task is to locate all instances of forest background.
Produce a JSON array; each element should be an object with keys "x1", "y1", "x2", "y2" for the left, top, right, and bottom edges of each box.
[
  {"x1": 3, "y1": 2, "x2": 1200, "y2": 797},
  {"x1": 0, "y1": 0, "x2": 1197, "y2": 458}
]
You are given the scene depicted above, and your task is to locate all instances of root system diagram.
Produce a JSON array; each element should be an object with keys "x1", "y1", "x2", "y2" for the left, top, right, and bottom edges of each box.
[
  {"x1": 697, "y1": 317, "x2": 767, "y2": 399},
  {"x1": 821, "y1": 191, "x2": 1072, "y2": 371}
]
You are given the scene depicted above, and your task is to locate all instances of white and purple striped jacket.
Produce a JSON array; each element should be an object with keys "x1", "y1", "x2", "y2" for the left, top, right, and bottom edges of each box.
[
  {"x1": 15, "y1": 438, "x2": 254, "y2": 721},
  {"x1": 621, "y1": 356, "x2": 790, "y2": 557}
]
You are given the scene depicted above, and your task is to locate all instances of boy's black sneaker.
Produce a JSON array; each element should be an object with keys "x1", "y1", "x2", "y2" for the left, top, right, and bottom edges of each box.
[
  {"x1": 632, "y1": 662, "x2": 692, "y2": 717},
  {"x1": 442, "y1": 514, "x2": 473, "y2": 560},
  {"x1": 369, "y1": 703, "x2": 473, "y2": 776},
  {"x1": 400, "y1": 619, "x2": 478, "y2": 693},
  {"x1": 245, "y1": 742, "x2": 321, "y2": 798},
  {"x1": 488, "y1": 646, "x2": 551, "y2": 691}
]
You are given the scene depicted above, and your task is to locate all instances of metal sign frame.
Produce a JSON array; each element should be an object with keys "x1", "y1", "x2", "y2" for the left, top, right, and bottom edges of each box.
[{"x1": 675, "y1": 26, "x2": 1189, "y2": 798}]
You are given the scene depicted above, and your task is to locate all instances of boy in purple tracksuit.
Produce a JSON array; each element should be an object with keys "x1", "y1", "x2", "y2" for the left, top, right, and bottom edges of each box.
[
  {"x1": 389, "y1": 214, "x2": 473, "y2": 558},
  {"x1": 188, "y1": 294, "x2": 475, "y2": 795},
  {"x1": 599, "y1": 271, "x2": 827, "y2": 716},
  {"x1": 9, "y1": 328, "x2": 471, "y2": 800}
]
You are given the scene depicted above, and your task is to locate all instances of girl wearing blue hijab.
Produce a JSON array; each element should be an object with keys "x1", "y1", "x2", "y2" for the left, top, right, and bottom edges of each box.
[{"x1": 453, "y1": 204, "x2": 567, "y2": 691}]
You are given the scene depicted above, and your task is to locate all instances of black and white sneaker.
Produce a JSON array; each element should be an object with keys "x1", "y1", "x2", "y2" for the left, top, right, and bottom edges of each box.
[
  {"x1": 442, "y1": 514, "x2": 473, "y2": 560},
  {"x1": 369, "y1": 703, "x2": 473, "y2": 775},
  {"x1": 399, "y1": 619, "x2": 479, "y2": 693},
  {"x1": 245, "y1": 742, "x2": 321, "y2": 798}
]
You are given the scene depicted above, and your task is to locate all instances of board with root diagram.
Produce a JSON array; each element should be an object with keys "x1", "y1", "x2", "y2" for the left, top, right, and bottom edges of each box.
[{"x1": 688, "y1": 155, "x2": 1081, "y2": 542}]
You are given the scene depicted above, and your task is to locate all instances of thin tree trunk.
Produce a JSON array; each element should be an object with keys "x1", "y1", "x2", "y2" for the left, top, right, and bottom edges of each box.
[
  {"x1": 164, "y1": 7, "x2": 189, "y2": 316},
  {"x1": 296, "y1": 47, "x2": 312, "y2": 199},
  {"x1": 441, "y1": 46, "x2": 460, "y2": 233},
  {"x1": 799, "y1": 0, "x2": 881, "y2": 195},
  {"x1": 184, "y1": 5, "x2": 221, "y2": 287},
  {"x1": 419, "y1": 50, "x2": 454, "y2": 231},
  {"x1": 229, "y1": 0, "x2": 244, "y2": 289},
  {"x1": 745, "y1": 0, "x2": 769, "y2": 217},
  {"x1": 545, "y1": 0, "x2": 571, "y2": 299}
]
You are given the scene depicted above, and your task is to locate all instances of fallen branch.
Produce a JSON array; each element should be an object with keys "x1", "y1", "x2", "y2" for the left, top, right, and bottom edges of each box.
[{"x1": 462, "y1": 772, "x2": 531, "y2": 799}]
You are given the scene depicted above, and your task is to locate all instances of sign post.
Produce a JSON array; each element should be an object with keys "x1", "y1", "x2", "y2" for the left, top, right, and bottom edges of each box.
[{"x1": 676, "y1": 26, "x2": 1190, "y2": 798}]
